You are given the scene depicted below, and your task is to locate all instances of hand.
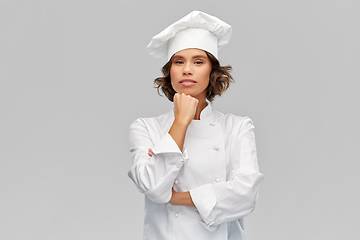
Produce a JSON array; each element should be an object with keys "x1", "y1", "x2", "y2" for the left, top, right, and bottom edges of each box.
[
  {"x1": 168, "y1": 188, "x2": 177, "y2": 205},
  {"x1": 168, "y1": 188, "x2": 195, "y2": 207},
  {"x1": 173, "y1": 93, "x2": 199, "y2": 126},
  {"x1": 148, "y1": 148, "x2": 154, "y2": 157}
]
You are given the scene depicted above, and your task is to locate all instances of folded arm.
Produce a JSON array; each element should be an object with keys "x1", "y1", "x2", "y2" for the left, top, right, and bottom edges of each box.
[
  {"x1": 128, "y1": 119, "x2": 187, "y2": 203},
  {"x1": 164, "y1": 117, "x2": 264, "y2": 228}
]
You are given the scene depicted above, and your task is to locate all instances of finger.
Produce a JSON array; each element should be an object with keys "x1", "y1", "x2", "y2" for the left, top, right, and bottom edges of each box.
[
  {"x1": 148, "y1": 148, "x2": 154, "y2": 157},
  {"x1": 173, "y1": 93, "x2": 180, "y2": 103}
]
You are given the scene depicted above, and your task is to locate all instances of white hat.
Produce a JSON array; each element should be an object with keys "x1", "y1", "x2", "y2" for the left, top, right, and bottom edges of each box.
[{"x1": 147, "y1": 10, "x2": 232, "y2": 64}]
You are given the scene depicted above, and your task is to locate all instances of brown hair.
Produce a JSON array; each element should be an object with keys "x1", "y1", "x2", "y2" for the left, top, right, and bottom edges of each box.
[{"x1": 154, "y1": 51, "x2": 234, "y2": 102}]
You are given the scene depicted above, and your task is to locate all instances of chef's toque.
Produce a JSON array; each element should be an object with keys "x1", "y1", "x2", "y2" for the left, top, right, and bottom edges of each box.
[{"x1": 147, "y1": 10, "x2": 232, "y2": 64}]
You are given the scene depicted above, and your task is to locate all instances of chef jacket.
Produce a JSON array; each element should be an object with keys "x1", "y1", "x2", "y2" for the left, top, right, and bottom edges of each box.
[{"x1": 128, "y1": 104, "x2": 264, "y2": 240}]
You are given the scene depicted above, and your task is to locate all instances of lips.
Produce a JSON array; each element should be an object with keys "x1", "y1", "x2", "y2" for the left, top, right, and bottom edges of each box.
[
  {"x1": 179, "y1": 79, "x2": 197, "y2": 83},
  {"x1": 179, "y1": 79, "x2": 197, "y2": 87}
]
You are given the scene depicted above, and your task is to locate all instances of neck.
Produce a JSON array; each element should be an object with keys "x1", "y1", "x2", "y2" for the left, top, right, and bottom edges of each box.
[{"x1": 193, "y1": 98, "x2": 208, "y2": 120}]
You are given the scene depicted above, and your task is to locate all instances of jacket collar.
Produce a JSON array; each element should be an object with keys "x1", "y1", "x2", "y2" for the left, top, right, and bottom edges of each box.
[
  {"x1": 199, "y1": 102, "x2": 212, "y2": 120},
  {"x1": 169, "y1": 101, "x2": 213, "y2": 121}
]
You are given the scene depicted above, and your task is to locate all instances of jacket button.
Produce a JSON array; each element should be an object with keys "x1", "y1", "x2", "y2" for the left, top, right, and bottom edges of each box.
[
  {"x1": 174, "y1": 180, "x2": 178, "y2": 184},
  {"x1": 210, "y1": 122, "x2": 215, "y2": 126},
  {"x1": 175, "y1": 212, "x2": 179, "y2": 218},
  {"x1": 213, "y1": 146, "x2": 219, "y2": 150},
  {"x1": 215, "y1": 178, "x2": 220, "y2": 183}
]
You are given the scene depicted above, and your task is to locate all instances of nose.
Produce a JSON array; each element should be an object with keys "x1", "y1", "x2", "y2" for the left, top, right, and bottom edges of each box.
[{"x1": 182, "y1": 62, "x2": 193, "y2": 75}]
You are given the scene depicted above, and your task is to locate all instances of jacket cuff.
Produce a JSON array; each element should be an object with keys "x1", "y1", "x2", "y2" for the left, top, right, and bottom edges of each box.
[
  {"x1": 190, "y1": 183, "x2": 217, "y2": 225},
  {"x1": 152, "y1": 133, "x2": 189, "y2": 164}
]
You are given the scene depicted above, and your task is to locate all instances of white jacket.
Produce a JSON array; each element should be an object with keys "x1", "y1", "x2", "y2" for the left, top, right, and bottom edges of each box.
[{"x1": 128, "y1": 104, "x2": 264, "y2": 240}]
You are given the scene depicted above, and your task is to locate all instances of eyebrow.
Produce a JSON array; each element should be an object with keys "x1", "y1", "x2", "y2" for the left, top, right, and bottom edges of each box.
[{"x1": 173, "y1": 55, "x2": 207, "y2": 59}]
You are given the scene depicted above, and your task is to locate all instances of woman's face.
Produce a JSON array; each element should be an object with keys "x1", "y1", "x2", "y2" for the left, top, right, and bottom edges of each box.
[{"x1": 170, "y1": 48, "x2": 212, "y2": 100}]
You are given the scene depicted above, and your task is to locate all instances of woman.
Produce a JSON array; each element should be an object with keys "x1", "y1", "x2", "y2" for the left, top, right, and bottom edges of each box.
[{"x1": 128, "y1": 11, "x2": 264, "y2": 240}]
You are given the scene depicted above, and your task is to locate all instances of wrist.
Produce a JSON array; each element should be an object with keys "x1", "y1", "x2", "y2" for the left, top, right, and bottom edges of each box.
[{"x1": 173, "y1": 117, "x2": 192, "y2": 127}]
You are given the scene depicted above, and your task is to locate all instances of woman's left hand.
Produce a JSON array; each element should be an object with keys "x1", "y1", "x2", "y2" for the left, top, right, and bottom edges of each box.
[
  {"x1": 148, "y1": 148, "x2": 154, "y2": 157},
  {"x1": 147, "y1": 149, "x2": 195, "y2": 207},
  {"x1": 168, "y1": 188, "x2": 178, "y2": 205},
  {"x1": 169, "y1": 188, "x2": 195, "y2": 207}
]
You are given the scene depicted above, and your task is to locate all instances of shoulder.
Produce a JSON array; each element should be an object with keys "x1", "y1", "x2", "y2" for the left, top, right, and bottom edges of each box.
[
  {"x1": 212, "y1": 110, "x2": 256, "y2": 141},
  {"x1": 212, "y1": 109, "x2": 254, "y2": 130},
  {"x1": 130, "y1": 111, "x2": 173, "y2": 132}
]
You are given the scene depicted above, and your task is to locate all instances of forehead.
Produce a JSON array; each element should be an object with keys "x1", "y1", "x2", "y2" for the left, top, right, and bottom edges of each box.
[{"x1": 172, "y1": 48, "x2": 208, "y2": 58}]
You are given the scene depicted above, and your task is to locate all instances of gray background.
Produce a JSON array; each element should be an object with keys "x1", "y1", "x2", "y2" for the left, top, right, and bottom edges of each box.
[{"x1": 1, "y1": 0, "x2": 359, "y2": 239}]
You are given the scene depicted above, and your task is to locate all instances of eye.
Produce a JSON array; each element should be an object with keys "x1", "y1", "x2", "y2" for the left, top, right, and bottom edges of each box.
[
  {"x1": 195, "y1": 61, "x2": 203, "y2": 65},
  {"x1": 174, "y1": 60, "x2": 184, "y2": 64}
]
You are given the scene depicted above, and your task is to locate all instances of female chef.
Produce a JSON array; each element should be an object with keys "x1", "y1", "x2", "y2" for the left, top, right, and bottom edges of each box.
[{"x1": 128, "y1": 11, "x2": 264, "y2": 240}]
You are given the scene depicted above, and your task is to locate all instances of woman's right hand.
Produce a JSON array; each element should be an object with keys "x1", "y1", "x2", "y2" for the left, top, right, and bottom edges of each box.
[{"x1": 173, "y1": 93, "x2": 199, "y2": 126}]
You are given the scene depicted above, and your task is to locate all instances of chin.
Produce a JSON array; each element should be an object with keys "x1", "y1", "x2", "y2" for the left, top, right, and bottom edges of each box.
[
  {"x1": 178, "y1": 91, "x2": 195, "y2": 96},
  {"x1": 175, "y1": 89, "x2": 207, "y2": 99}
]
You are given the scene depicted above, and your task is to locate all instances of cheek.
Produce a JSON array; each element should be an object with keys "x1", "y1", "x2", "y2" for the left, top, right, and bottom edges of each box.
[
  {"x1": 170, "y1": 67, "x2": 178, "y2": 81},
  {"x1": 202, "y1": 67, "x2": 212, "y2": 83},
  {"x1": 169, "y1": 69, "x2": 178, "y2": 91}
]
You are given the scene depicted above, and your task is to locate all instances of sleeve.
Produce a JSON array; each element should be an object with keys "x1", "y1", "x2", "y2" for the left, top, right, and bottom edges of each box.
[
  {"x1": 127, "y1": 118, "x2": 189, "y2": 204},
  {"x1": 189, "y1": 117, "x2": 264, "y2": 229}
]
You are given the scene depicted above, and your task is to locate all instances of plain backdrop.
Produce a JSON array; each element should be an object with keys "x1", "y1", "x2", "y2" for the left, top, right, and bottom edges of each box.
[{"x1": 1, "y1": 0, "x2": 359, "y2": 239}]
